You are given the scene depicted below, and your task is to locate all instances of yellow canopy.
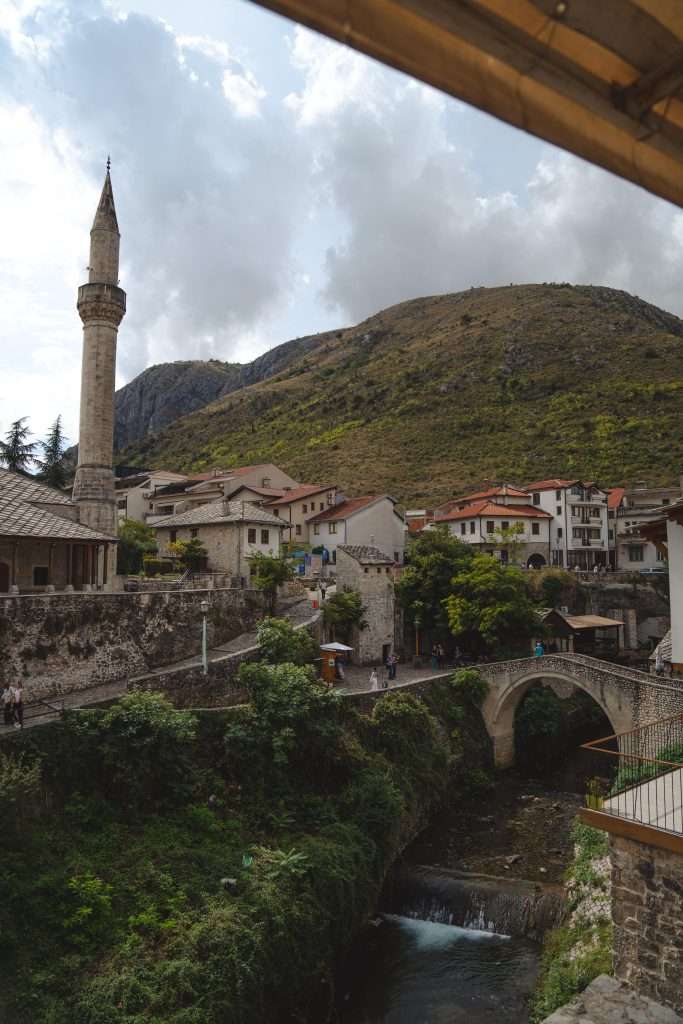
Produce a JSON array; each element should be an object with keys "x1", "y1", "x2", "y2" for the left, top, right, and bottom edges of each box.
[{"x1": 253, "y1": 0, "x2": 683, "y2": 208}]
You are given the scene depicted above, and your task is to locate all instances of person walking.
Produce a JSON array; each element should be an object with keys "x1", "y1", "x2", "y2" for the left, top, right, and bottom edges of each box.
[
  {"x1": 1, "y1": 683, "x2": 13, "y2": 727},
  {"x1": 12, "y1": 684, "x2": 23, "y2": 729},
  {"x1": 436, "y1": 643, "x2": 445, "y2": 669},
  {"x1": 369, "y1": 668, "x2": 379, "y2": 691},
  {"x1": 534, "y1": 640, "x2": 545, "y2": 658},
  {"x1": 389, "y1": 653, "x2": 398, "y2": 681},
  {"x1": 655, "y1": 649, "x2": 664, "y2": 676},
  {"x1": 430, "y1": 645, "x2": 439, "y2": 671}
]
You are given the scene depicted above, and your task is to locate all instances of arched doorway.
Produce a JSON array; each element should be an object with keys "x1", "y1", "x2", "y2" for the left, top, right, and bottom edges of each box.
[
  {"x1": 527, "y1": 553, "x2": 546, "y2": 570},
  {"x1": 0, "y1": 562, "x2": 9, "y2": 593}
]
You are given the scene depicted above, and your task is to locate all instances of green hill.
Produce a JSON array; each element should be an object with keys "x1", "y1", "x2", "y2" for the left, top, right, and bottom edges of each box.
[{"x1": 118, "y1": 284, "x2": 683, "y2": 505}]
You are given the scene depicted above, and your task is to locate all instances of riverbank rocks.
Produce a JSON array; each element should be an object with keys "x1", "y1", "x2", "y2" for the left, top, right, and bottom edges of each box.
[{"x1": 542, "y1": 974, "x2": 682, "y2": 1023}]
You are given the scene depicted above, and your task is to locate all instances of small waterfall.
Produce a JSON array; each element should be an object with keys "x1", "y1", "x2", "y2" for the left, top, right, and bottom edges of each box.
[{"x1": 382, "y1": 865, "x2": 565, "y2": 939}]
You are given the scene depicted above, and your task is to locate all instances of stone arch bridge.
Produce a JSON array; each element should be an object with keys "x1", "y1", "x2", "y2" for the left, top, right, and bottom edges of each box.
[
  {"x1": 480, "y1": 653, "x2": 683, "y2": 767},
  {"x1": 348, "y1": 653, "x2": 683, "y2": 768}
]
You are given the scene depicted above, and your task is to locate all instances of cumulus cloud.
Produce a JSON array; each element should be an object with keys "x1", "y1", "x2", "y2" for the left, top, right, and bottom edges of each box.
[{"x1": 1, "y1": 6, "x2": 682, "y2": 445}]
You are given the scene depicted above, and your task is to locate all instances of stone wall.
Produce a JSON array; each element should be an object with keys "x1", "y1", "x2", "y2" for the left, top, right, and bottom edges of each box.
[
  {"x1": 583, "y1": 579, "x2": 670, "y2": 647},
  {"x1": 611, "y1": 834, "x2": 683, "y2": 1014},
  {"x1": 0, "y1": 587, "x2": 265, "y2": 701}
]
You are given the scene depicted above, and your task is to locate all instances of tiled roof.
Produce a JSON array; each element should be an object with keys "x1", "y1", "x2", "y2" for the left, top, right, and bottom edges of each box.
[
  {"x1": 338, "y1": 544, "x2": 395, "y2": 565},
  {"x1": 306, "y1": 495, "x2": 384, "y2": 523},
  {"x1": 453, "y1": 485, "x2": 530, "y2": 504},
  {"x1": 524, "y1": 478, "x2": 577, "y2": 491},
  {"x1": 435, "y1": 501, "x2": 552, "y2": 522},
  {"x1": 225, "y1": 484, "x2": 287, "y2": 499},
  {"x1": 0, "y1": 470, "x2": 113, "y2": 541},
  {"x1": 266, "y1": 484, "x2": 335, "y2": 506},
  {"x1": 0, "y1": 468, "x2": 73, "y2": 506},
  {"x1": 607, "y1": 487, "x2": 626, "y2": 510},
  {"x1": 115, "y1": 473, "x2": 150, "y2": 490},
  {"x1": 649, "y1": 630, "x2": 672, "y2": 663},
  {"x1": 153, "y1": 500, "x2": 288, "y2": 529}
]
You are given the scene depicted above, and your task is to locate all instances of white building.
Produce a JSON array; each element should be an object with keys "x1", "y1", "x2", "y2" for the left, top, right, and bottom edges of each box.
[
  {"x1": 431, "y1": 495, "x2": 552, "y2": 567},
  {"x1": 147, "y1": 464, "x2": 299, "y2": 524},
  {"x1": 524, "y1": 479, "x2": 610, "y2": 570},
  {"x1": 264, "y1": 484, "x2": 340, "y2": 544},
  {"x1": 153, "y1": 500, "x2": 289, "y2": 580},
  {"x1": 305, "y1": 495, "x2": 406, "y2": 567},
  {"x1": 644, "y1": 499, "x2": 683, "y2": 676},
  {"x1": 609, "y1": 482, "x2": 681, "y2": 571},
  {"x1": 115, "y1": 470, "x2": 188, "y2": 524}
]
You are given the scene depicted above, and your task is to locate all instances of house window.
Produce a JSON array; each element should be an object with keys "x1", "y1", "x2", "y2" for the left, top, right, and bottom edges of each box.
[
  {"x1": 663, "y1": 497, "x2": 670, "y2": 505},
  {"x1": 572, "y1": 527, "x2": 583, "y2": 539},
  {"x1": 571, "y1": 486, "x2": 582, "y2": 496},
  {"x1": 556, "y1": 506, "x2": 561, "y2": 515},
  {"x1": 590, "y1": 507, "x2": 601, "y2": 518},
  {"x1": 656, "y1": 549, "x2": 665, "y2": 562},
  {"x1": 470, "y1": 521, "x2": 475, "y2": 534},
  {"x1": 295, "y1": 524, "x2": 302, "y2": 536},
  {"x1": 303, "y1": 504, "x2": 308, "y2": 513},
  {"x1": 314, "y1": 524, "x2": 320, "y2": 536},
  {"x1": 261, "y1": 477, "x2": 271, "y2": 488},
  {"x1": 608, "y1": 529, "x2": 614, "y2": 540},
  {"x1": 532, "y1": 522, "x2": 540, "y2": 536},
  {"x1": 33, "y1": 566, "x2": 49, "y2": 586},
  {"x1": 532, "y1": 493, "x2": 540, "y2": 506},
  {"x1": 190, "y1": 528, "x2": 198, "y2": 539},
  {"x1": 486, "y1": 521, "x2": 494, "y2": 534},
  {"x1": 557, "y1": 528, "x2": 563, "y2": 539},
  {"x1": 117, "y1": 499, "x2": 127, "y2": 510},
  {"x1": 248, "y1": 528, "x2": 256, "y2": 543},
  {"x1": 261, "y1": 529, "x2": 269, "y2": 544},
  {"x1": 502, "y1": 521, "x2": 509, "y2": 531},
  {"x1": 329, "y1": 522, "x2": 337, "y2": 534},
  {"x1": 327, "y1": 492, "x2": 334, "y2": 505},
  {"x1": 393, "y1": 551, "x2": 399, "y2": 562},
  {"x1": 332, "y1": 550, "x2": 336, "y2": 564},
  {"x1": 460, "y1": 523, "x2": 466, "y2": 535},
  {"x1": 555, "y1": 490, "x2": 561, "y2": 500},
  {"x1": 377, "y1": 568, "x2": 382, "y2": 574},
  {"x1": 629, "y1": 545, "x2": 644, "y2": 562},
  {"x1": 273, "y1": 508, "x2": 279, "y2": 516},
  {"x1": 590, "y1": 528, "x2": 601, "y2": 540},
  {"x1": 364, "y1": 567, "x2": 369, "y2": 574},
  {"x1": 170, "y1": 530, "x2": 177, "y2": 543}
]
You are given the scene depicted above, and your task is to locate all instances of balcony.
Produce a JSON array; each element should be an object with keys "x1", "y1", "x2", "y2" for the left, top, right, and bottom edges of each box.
[{"x1": 580, "y1": 715, "x2": 683, "y2": 850}]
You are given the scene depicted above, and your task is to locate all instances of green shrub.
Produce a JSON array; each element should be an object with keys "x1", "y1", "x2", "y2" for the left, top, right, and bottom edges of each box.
[
  {"x1": 449, "y1": 668, "x2": 489, "y2": 707},
  {"x1": 256, "y1": 617, "x2": 317, "y2": 665}
]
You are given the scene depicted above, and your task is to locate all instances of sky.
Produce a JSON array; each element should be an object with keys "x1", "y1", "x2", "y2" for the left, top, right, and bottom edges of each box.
[{"x1": 2, "y1": 0, "x2": 683, "y2": 448}]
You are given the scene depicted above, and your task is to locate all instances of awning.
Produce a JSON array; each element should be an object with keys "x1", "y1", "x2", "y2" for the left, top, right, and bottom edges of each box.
[
  {"x1": 253, "y1": 0, "x2": 683, "y2": 208},
  {"x1": 320, "y1": 642, "x2": 354, "y2": 652}
]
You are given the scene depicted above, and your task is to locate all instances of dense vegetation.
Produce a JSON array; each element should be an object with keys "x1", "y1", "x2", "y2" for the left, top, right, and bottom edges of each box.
[
  {"x1": 117, "y1": 284, "x2": 683, "y2": 501},
  {"x1": 0, "y1": 648, "x2": 488, "y2": 1022}
]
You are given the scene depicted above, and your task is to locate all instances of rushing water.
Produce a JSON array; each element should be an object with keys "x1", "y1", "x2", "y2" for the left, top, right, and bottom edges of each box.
[{"x1": 337, "y1": 914, "x2": 540, "y2": 1023}]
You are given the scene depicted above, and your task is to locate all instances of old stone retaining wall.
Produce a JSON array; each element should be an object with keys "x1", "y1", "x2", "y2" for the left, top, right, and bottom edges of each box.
[
  {"x1": 611, "y1": 834, "x2": 683, "y2": 1014},
  {"x1": 0, "y1": 588, "x2": 266, "y2": 700}
]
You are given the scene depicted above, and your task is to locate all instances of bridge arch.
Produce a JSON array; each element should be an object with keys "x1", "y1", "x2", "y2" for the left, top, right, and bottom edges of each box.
[{"x1": 480, "y1": 662, "x2": 636, "y2": 768}]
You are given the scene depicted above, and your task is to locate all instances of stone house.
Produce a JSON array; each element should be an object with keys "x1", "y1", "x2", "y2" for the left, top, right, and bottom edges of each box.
[
  {"x1": 264, "y1": 484, "x2": 339, "y2": 544},
  {"x1": 305, "y1": 495, "x2": 406, "y2": 567},
  {"x1": 0, "y1": 469, "x2": 115, "y2": 592},
  {"x1": 431, "y1": 497, "x2": 552, "y2": 568},
  {"x1": 153, "y1": 500, "x2": 289, "y2": 580},
  {"x1": 115, "y1": 469, "x2": 188, "y2": 524},
  {"x1": 609, "y1": 480, "x2": 681, "y2": 571},
  {"x1": 147, "y1": 464, "x2": 299, "y2": 524},
  {"x1": 335, "y1": 545, "x2": 397, "y2": 665}
]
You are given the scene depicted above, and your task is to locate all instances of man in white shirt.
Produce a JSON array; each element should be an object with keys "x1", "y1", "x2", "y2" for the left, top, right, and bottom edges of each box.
[
  {"x1": 12, "y1": 684, "x2": 23, "y2": 728},
  {"x1": 1, "y1": 683, "x2": 14, "y2": 727}
]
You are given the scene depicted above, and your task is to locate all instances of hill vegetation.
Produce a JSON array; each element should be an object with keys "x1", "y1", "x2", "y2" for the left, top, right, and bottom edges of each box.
[{"x1": 118, "y1": 284, "x2": 683, "y2": 504}]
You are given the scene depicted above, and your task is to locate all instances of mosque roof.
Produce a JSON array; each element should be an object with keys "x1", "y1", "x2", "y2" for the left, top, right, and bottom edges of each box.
[{"x1": 0, "y1": 469, "x2": 113, "y2": 542}]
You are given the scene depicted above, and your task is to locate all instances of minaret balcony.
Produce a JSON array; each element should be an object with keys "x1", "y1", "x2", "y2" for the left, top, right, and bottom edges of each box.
[{"x1": 77, "y1": 282, "x2": 126, "y2": 326}]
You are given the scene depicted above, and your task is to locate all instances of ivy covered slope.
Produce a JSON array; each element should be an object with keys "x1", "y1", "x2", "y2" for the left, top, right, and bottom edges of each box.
[
  {"x1": 0, "y1": 640, "x2": 489, "y2": 1024},
  {"x1": 119, "y1": 284, "x2": 683, "y2": 503}
]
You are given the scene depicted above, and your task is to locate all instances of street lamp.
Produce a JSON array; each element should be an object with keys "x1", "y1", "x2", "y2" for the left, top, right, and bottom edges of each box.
[{"x1": 200, "y1": 599, "x2": 209, "y2": 676}]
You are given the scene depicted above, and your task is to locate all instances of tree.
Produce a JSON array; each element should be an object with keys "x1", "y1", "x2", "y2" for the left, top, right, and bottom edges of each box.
[
  {"x1": 395, "y1": 527, "x2": 474, "y2": 643},
  {"x1": 35, "y1": 415, "x2": 68, "y2": 489},
  {"x1": 249, "y1": 553, "x2": 293, "y2": 614},
  {"x1": 322, "y1": 590, "x2": 367, "y2": 642},
  {"x1": 117, "y1": 519, "x2": 158, "y2": 575},
  {"x1": 488, "y1": 522, "x2": 525, "y2": 565},
  {"x1": 256, "y1": 617, "x2": 317, "y2": 665},
  {"x1": 0, "y1": 417, "x2": 37, "y2": 474},
  {"x1": 446, "y1": 553, "x2": 539, "y2": 656},
  {"x1": 168, "y1": 537, "x2": 207, "y2": 571}
]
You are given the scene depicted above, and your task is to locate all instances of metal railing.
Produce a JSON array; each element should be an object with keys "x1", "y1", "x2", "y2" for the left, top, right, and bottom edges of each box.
[{"x1": 582, "y1": 714, "x2": 683, "y2": 836}]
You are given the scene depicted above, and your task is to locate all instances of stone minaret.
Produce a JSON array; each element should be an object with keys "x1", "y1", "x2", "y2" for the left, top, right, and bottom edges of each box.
[{"x1": 72, "y1": 161, "x2": 126, "y2": 583}]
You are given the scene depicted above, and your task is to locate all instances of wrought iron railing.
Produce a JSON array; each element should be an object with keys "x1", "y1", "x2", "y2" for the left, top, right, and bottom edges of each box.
[{"x1": 582, "y1": 713, "x2": 683, "y2": 836}]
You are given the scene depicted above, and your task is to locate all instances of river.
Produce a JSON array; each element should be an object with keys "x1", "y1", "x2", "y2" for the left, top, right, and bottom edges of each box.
[{"x1": 335, "y1": 773, "x2": 583, "y2": 1023}]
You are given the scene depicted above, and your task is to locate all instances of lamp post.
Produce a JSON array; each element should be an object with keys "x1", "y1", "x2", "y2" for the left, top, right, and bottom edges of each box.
[{"x1": 200, "y1": 599, "x2": 209, "y2": 676}]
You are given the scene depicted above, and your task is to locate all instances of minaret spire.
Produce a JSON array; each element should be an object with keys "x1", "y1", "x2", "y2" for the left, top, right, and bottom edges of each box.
[{"x1": 72, "y1": 163, "x2": 127, "y2": 587}]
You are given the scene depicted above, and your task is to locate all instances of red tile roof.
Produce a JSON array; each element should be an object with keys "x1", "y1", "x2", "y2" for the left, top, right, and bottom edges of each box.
[
  {"x1": 226, "y1": 484, "x2": 287, "y2": 499},
  {"x1": 524, "y1": 478, "x2": 577, "y2": 491},
  {"x1": 265, "y1": 484, "x2": 336, "y2": 506},
  {"x1": 306, "y1": 495, "x2": 382, "y2": 523},
  {"x1": 607, "y1": 487, "x2": 626, "y2": 510},
  {"x1": 438, "y1": 485, "x2": 531, "y2": 513},
  {"x1": 435, "y1": 501, "x2": 552, "y2": 522}
]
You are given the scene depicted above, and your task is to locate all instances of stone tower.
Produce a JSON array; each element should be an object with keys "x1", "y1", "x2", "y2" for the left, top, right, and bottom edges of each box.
[{"x1": 72, "y1": 162, "x2": 126, "y2": 583}]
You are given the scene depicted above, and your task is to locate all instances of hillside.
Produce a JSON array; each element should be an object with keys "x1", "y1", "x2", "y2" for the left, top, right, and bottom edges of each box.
[
  {"x1": 113, "y1": 331, "x2": 335, "y2": 450},
  {"x1": 117, "y1": 284, "x2": 683, "y2": 504}
]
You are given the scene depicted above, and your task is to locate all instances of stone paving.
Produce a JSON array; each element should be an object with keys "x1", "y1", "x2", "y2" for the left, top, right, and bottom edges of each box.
[
  {"x1": 334, "y1": 661, "x2": 452, "y2": 694},
  {"x1": 543, "y1": 975, "x2": 682, "y2": 1023}
]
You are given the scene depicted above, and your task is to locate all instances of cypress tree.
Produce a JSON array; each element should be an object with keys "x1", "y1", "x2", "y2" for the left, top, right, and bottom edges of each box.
[
  {"x1": 0, "y1": 417, "x2": 37, "y2": 475},
  {"x1": 36, "y1": 416, "x2": 68, "y2": 489}
]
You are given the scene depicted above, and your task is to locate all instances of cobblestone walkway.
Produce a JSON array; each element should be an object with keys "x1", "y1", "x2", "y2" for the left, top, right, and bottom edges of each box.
[{"x1": 335, "y1": 662, "x2": 452, "y2": 695}]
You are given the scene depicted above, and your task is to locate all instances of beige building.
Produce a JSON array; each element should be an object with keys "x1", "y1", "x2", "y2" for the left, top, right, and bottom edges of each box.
[
  {"x1": 265, "y1": 484, "x2": 339, "y2": 543},
  {"x1": 431, "y1": 494, "x2": 552, "y2": 568},
  {"x1": 306, "y1": 495, "x2": 406, "y2": 567},
  {"x1": 116, "y1": 470, "x2": 187, "y2": 524},
  {"x1": 0, "y1": 469, "x2": 115, "y2": 592},
  {"x1": 336, "y1": 545, "x2": 397, "y2": 665},
  {"x1": 153, "y1": 500, "x2": 289, "y2": 580},
  {"x1": 147, "y1": 463, "x2": 299, "y2": 524}
]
